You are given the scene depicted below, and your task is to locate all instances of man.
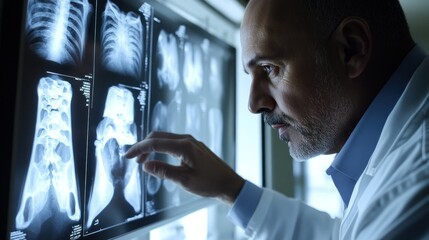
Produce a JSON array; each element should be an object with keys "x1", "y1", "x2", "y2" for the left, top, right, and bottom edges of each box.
[{"x1": 125, "y1": 0, "x2": 429, "y2": 238}]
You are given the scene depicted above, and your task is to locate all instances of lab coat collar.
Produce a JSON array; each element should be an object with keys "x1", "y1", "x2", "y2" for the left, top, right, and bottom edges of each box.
[{"x1": 326, "y1": 45, "x2": 427, "y2": 205}]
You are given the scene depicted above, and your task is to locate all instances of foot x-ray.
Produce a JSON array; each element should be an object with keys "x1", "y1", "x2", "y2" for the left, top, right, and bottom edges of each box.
[
  {"x1": 15, "y1": 77, "x2": 81, "y2": 234},
  {"x1": 25, "y1": 0, "x2": 93, "y2": 65},
  {"x1": 85, "y1": 85, "x2": 142, "y2": 230}
]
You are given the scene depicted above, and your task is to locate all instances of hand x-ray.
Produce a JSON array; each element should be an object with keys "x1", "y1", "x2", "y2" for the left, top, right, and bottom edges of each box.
[{"x1": 7, "y1": 0, "x2": 236, "y2": 239}]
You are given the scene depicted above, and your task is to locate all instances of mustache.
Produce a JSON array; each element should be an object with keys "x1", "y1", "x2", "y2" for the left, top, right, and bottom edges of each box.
[
  {"x1": 263, "y1": 113, "x2": 294, "y2": 126},
  {"x1": 263, "y1": 112, "x2": 311, "y2": 137}
]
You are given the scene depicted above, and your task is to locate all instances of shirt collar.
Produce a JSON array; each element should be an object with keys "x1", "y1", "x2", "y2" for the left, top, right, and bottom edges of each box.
[{"x1": 326, "y1": 45, "x2": 427, "y2": 201}]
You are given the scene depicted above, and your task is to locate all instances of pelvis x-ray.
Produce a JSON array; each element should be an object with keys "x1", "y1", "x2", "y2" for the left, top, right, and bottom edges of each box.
[
  {"x1": 101, "y1": 0, "x2": 144, "y2": 78},
  {"x1": 86, "y1": 86, "x2": 141, "y2": 229},
  {"x1": 15, "y1": 77, "x2": 81, "y2": 231},
  {"x1": 25, "y1": 0, "x2": 92, "y2": 65}
]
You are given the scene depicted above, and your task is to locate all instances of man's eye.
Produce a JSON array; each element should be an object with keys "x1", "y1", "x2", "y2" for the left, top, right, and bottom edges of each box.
[{"x1": 262, "y1": 65, "x2": 273, "y2": 74}]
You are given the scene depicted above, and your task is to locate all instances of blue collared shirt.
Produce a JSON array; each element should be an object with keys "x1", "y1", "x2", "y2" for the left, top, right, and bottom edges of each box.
[
  {"x1": 326, "y1": 45, "x2": 427, "y2": 206},
  {"x1": 229, "y1": 45, "x2": 427, "y2": 229}
]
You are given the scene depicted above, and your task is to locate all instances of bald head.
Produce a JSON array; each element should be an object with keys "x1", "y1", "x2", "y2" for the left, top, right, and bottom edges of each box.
[
  {"x1": 240, "y1": 0, "x2": 415, "y2": 159},
  {"x1": 241, "y1": 0, "x2": 316, "y2": 46},
  {"x1": 242, "y1": 0, "x2": 413, "y2": 52},
  {"x1": 240, "y1": 0, "x2": 318, "y2": 74},
  {"x1": 242, "y1": 0, "x2": 305, "y2": 28}
]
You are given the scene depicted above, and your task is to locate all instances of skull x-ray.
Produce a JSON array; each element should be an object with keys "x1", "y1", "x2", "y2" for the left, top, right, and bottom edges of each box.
[
  {"x1": 25, "y1": 0, "x2": 92, "y2": 65},
  {"x1": 15, "y1": 77, "x2": 81, "y2": 233}
]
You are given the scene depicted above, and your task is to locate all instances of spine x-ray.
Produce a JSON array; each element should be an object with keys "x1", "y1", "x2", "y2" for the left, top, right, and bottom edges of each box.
[
  {"x1": 101, "y1": 0, "x2": 144, "y2": 79},
  {"x1": 15, "y1": 77, "x2": 81, "y2": 231},
  {"x1": 25, "y1": 0, "x2": 92, "y2": 65}
]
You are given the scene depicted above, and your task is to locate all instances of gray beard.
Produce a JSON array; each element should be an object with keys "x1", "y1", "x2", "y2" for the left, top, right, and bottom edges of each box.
[{"x1": 283, "y1": 48, "x2": 351, "y2": 161}]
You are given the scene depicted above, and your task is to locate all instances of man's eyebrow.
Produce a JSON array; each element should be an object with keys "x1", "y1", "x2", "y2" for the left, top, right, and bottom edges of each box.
[{"x1": 242, "y1": 57, "x2": 262, "y2": 74}]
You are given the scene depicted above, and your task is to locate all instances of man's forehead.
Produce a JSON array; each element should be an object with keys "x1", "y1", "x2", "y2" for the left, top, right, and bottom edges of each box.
[
  {"x1": 244, "y1": 0, "x2": 286, "y2": 26},
  {"x1": 242, "y1": 0, "x2": 310, "y2": 37},
  {"x1": 245, "y1": 0, "x2": 303, "y2": 20}
]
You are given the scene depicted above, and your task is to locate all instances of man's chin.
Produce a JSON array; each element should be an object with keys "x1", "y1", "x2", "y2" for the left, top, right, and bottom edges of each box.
[
  {"x1": 288, "y1": 142, "x2": 318, "y2": 162},
  {"x1": 279, "y1": 134, "x2": 290, "y2": 143},
  {"x1": 289, "y1": 152, "x2": 311, "y2": 162}
]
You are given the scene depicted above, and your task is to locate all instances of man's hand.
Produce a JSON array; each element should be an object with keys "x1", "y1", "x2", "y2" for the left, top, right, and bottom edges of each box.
[{"x1": 125, "y1": 131, "x2": 245, "y2": 205}]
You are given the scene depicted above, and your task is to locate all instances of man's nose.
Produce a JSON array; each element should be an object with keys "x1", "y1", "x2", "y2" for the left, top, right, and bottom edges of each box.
[{"x1": 248, "y1": 77, "x2": 275, "y2": 114}]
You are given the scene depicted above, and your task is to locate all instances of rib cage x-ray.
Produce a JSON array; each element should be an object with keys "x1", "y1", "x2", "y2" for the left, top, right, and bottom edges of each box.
[
  {"x1": 25, "y1": 0, "x2": 92, "y2": 65},
  {"x1": 156, "y1": 30, "x2": 180, "y2": 90},
  {"x1": 183, "y1": 42, "x2": 203, "y2": 93},
  {"x1": 15, "y1": 77, "x2": 81, "y2": 230},
  {"x1": 101, "y1": 0, "x2": 144, "y2": 78},
  {"x1": 86, "y1": 86, "x2": 141, "y2": 229}
]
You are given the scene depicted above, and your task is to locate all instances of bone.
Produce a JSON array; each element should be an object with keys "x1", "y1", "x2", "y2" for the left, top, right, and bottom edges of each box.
[
  {"x1": 86, "y1": 86, "x2": 141, "y2": 229},
  {"x1": 101, "y1": 0, "x2": 143, "y2": 78},
  {"x1": 208, "y1": 108, "x2": 223, "y2": 157},
  {"x1": 209, "y1": 57, "x2": 223, "y2": 99},
  {"x1": 156, "y1": 30, "x2": 180, "y2": 90},
  {"x1": 15, "y1": 77, "x2": 81, "y2": 230},
  {"x1": 151, "y1": 101, "x2": 168, "y2": 131},
  {"x1": 26, "y1": 0, "x2": 92, "y2": 65},
  {"x1": 183, "y1": 42, "x2": 203, "y2": 93},
  {"x1": 185, "y1": 103, "x2": 203, "y2": 139}
]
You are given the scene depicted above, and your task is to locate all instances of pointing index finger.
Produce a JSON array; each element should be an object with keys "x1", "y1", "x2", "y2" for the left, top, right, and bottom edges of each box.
[{"x1": 124, "y1": 137, "x2": 184, "y2": 160}]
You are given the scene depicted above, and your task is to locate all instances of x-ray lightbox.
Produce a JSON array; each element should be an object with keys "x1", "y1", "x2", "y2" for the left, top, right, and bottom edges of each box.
[{"x1": 2, "y1": 0, "x2": 236, "y2": 239}]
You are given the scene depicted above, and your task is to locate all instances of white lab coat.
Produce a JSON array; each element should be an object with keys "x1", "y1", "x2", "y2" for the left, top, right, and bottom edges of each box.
[{"x1": 244, "y1": 57, "x2": 429, "y2": 240}]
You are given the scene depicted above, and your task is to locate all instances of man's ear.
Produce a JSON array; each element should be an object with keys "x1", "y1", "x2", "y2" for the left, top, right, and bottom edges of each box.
[{"x1": 334, "y1": 16, "x2": 372, "y2": 79}]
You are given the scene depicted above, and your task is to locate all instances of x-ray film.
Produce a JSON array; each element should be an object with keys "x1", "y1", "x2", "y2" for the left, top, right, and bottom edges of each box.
[
  {"x1": 101, "y1": 0, "x2": 144, "y2": 79},
  {"x1": 85, "y1": 85, "x2": 143, "y2": 231},
  {"x1": 15, "y1": 77, "x2": 81, "y2": 232},
  {"x1": 26, "y1": 0, "x2": 93, "y2": 65},
  {"x1": 7, "y1": 0, "x2": 236, "y2": 239}
]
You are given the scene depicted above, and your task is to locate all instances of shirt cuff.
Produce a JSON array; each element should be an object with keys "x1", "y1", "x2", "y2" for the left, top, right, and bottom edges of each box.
[{"x1": 227, "y1": 180, "x2": 263, "y2": 229}]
